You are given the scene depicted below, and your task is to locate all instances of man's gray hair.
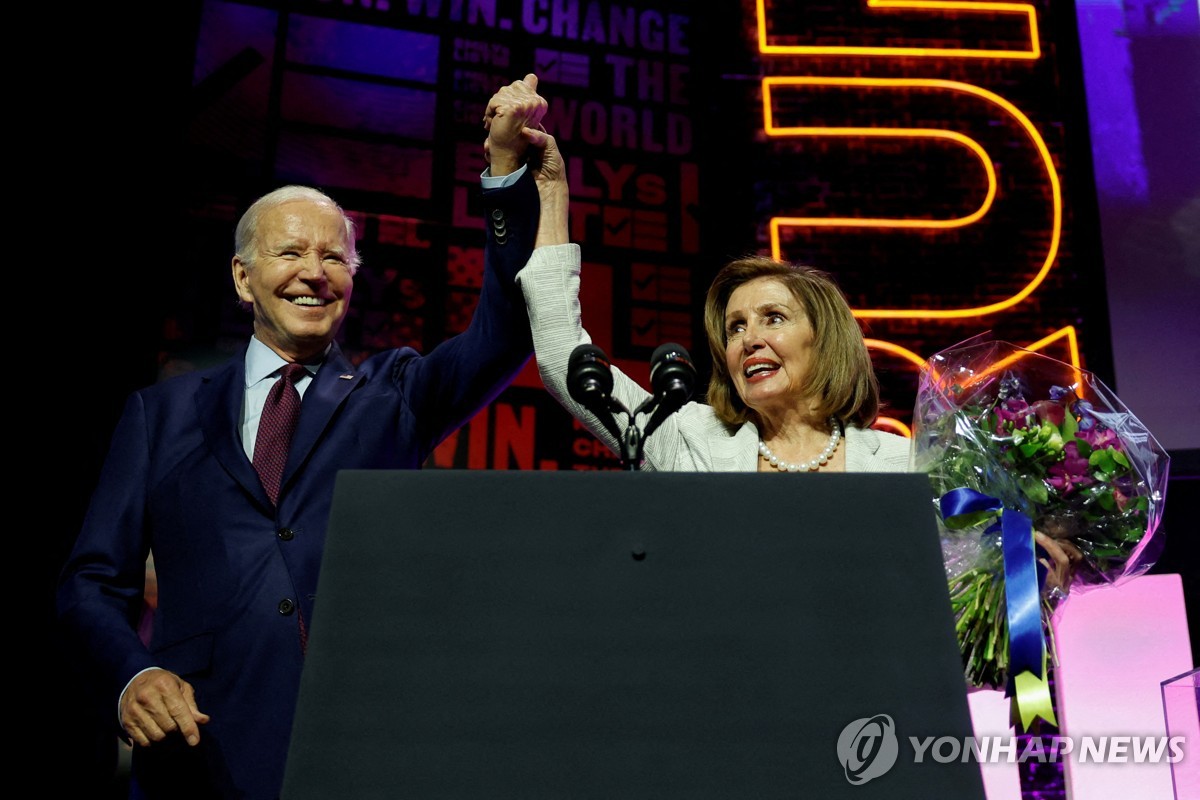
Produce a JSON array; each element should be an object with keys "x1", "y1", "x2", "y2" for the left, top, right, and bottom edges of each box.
[{"x1": 234, "y1": 185, "x2": 361, "y2": 273}]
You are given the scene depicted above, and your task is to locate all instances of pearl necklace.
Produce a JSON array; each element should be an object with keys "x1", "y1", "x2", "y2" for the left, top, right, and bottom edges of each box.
[{"x1": 758, "y1": 418, "x2": 842, "y2": 472}]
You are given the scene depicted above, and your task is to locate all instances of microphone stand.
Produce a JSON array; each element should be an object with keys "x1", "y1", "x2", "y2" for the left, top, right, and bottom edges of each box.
[
  {"x1": 590, "y1": 395, "x2": 643, "y2": 471},
  {"x1": 618, "y1": 418, "x2": 643, "y2": 471},
  {"x1": 582, "y1": 396, "x2": 653, "y2": 471},
  {"x1": 615, "y1": 390, "x2": 680, "y2": 471},
  {"x1": 567, "y1": 343, "x2": 694, "y2": 471}
]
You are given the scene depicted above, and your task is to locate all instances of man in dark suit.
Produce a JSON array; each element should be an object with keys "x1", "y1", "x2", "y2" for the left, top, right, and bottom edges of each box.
[{"x1": 57, "y1": 75, "x2": 548, "y2": 799}]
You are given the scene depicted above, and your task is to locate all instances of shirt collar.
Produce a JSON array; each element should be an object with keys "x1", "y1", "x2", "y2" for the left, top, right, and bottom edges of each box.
[{"x1": 244, "y1": 336, "x2": 323, "y2": 389}]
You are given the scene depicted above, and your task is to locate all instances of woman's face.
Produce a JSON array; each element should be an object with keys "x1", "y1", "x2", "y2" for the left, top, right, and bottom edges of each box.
[{"x1": 723, "y1": 277, "x2": 817, "y2": 420}]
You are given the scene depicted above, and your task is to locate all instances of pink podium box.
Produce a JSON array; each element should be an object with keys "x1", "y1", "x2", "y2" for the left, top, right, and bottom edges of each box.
[
  {"x1": 966, "y1": 573, "x2": 1193, "y2": 799},
  {"x1": 967, "y1": 688, "x2": 1023, "y2": 800},
  {"x1": 1052, "y1": 573, "x2": 1194, "y2": 800}
]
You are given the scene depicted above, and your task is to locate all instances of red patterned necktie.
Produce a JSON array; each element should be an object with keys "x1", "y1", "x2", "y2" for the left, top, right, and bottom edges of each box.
[{"x1": 252, "y1": 363, "x2": 307, "y2": 506}]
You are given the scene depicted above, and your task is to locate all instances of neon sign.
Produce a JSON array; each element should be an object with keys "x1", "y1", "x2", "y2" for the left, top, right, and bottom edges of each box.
[{"x1": 756, "y1": 1, "x2": 1085, "y2": 435}]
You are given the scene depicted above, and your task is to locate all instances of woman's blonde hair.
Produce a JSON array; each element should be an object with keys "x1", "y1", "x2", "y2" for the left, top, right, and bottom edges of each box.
[{"x1": 702, "y1": 256, "x2": 879, "y2": 428}]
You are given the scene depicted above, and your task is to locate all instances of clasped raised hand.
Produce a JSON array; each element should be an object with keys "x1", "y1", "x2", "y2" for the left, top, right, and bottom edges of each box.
[{"x1": 484, "y1": 73, "x2": 548, "y2": 176}]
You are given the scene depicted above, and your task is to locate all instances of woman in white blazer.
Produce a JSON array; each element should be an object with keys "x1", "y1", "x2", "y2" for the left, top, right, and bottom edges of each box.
[{"x1": 512, "y1": 130, "x2": 910, "y2": 475}]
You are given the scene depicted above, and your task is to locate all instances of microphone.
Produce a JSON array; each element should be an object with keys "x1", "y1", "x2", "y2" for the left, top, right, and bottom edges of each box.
[
  {"x1": 649, "y1": 342, "x2": 696, "y2": 411},
  {"x1": 567, "y1": 344, "x2": 625, "y2": 444},
  {"x1": 567, "y1": 343, "x2": 615, "y2": 408},
  {"x1": 643, "y1": 343, "x2": 696, "y2": 437}
]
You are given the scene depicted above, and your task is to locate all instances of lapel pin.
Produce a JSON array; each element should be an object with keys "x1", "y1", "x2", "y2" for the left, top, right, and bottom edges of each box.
[{"x1": 339, "y1": 374, "x2": 355, "y2": 380}]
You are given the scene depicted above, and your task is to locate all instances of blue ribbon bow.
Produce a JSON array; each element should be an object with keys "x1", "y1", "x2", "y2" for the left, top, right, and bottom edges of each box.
[{"x1": 940, "y1": 487, "x2": 1057, "y2": 728}]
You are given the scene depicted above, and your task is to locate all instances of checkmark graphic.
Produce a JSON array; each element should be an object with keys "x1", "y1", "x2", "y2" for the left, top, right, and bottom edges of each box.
[
  {"x1": 534, "y1": 49, "x2": 560, "y2": 80},
  {"x1": 631, "y1": 309, "x2": 660, "y2": 345},
  {"x1": 603, "y1": 209, "x2": 633, "y2": 247},
  {"x1": 605, "y1": 215, "x2": 632, "y2": 236},
  {"x1": 632, "y1": 265, "x2": 657, "y2": 299}
]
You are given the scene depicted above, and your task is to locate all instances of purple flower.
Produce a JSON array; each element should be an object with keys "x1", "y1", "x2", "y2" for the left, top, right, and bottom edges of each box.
[
  {"x1": 1072, "y1": 400, "x2": 1096, "y2": 430},
  {"x1": 1047, "y1": 441, "x2": 1093, "y2": 494},
  {"x1": 1078, "y1": 425, "x2": 1119, "y2": 450},
  {"x1": 995, "y1": 396, "x2": 1031, "y2": 427},
  {"x1": 1050, "y1": 385, "x2": 1075, "y2": 401}
]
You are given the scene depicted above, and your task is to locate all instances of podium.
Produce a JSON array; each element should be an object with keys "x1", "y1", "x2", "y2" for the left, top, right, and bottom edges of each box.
[{"x1": 283, "y1": 471, "x2": 984, "y2": 799}]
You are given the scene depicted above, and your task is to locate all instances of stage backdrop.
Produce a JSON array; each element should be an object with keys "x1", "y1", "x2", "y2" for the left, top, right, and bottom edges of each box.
[
  {"x1": 164, "y1": 0, "x2": 1118, "y2": 473},
  {"x1": 45, "y1": 2, "x2": 1193, "y2": 786}
]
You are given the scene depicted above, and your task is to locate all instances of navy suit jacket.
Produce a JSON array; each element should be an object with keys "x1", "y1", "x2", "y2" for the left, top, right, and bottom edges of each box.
[{"x1": 57, "y1": 173, "x2": 539, "y2": 799}]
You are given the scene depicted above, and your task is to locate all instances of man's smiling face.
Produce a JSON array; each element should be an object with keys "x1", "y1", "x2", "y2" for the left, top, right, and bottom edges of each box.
[{"x1": 232, "y1": 199, "x2": 355, "y2": 362}]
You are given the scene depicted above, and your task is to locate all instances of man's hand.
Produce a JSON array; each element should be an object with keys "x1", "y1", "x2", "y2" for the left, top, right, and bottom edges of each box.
[
  {"x1": 484, "y1": 73, "x2": 548, "y2": 176},
  {"x1": 120, "y1": 668, "x2": 210, "y2": 748}
]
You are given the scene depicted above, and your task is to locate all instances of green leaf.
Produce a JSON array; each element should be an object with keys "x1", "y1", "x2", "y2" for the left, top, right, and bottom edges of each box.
[
  {"x1": 944, "y1": 510, "x2": 997, "y2": 530},
  {"x1": 1061, "y1": 411, "x2": 1078, "y2": 441},
  {"x1": 1112, "y1": 449, "x2": 1131, "y2": 469},
  {"x1": 1019, "y1": 476, "x2": 1049, "y2": 505},
  {"x1": 1123, "y1": 526, "x2": 1145, "y2": 542},
  {"x1": 1089, "y1": 449, "x2": 1116, "y2": 472}
]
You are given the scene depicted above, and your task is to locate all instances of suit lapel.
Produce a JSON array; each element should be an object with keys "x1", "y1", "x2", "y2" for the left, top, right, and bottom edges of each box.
[
  {"x1": 845, "y1": 426, "x2": 881, "y2": 472},
  {"x1": 281, "y1": 343, "x2": 364, "y2": 496},
  {"x1": 716, "y1": 424, "x2": 760, "y2": 471},
  {"x1": 196, "y1": 350, "x2": 273, "y2": 509}
]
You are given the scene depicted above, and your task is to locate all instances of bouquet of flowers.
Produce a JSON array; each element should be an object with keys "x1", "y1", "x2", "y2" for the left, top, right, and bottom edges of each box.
[{"x1": 912, "y1": 337, "x2": 1169, "y2": 727}]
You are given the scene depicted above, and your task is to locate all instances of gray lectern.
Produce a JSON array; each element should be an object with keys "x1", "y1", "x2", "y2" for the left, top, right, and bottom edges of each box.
[{"x1": 283, "y1": 471, "x2": 984, "y2": 799}]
